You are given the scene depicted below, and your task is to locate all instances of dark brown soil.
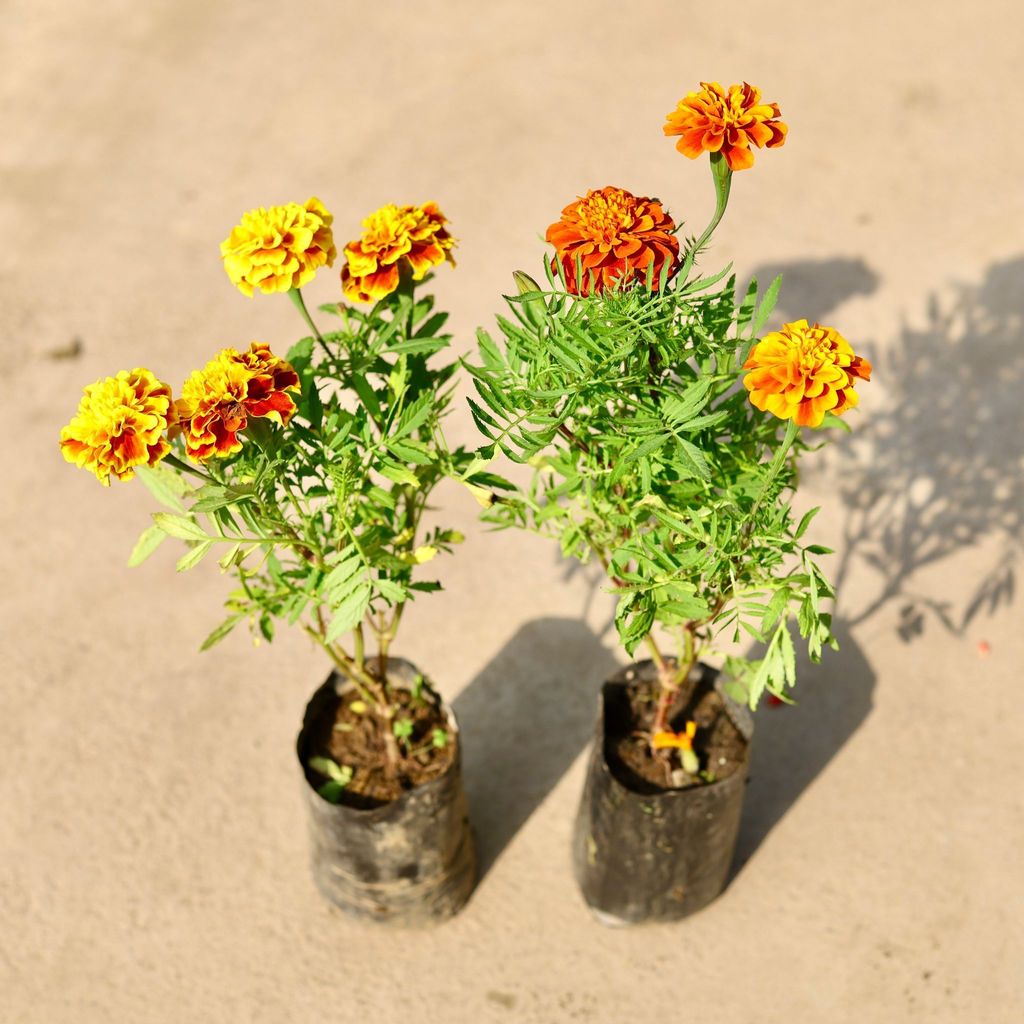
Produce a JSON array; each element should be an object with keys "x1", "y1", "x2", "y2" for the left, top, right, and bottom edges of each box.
[
  {"x1": 304, "y1": 684, "x2": 456, "y2": 809},
  {"x1": 605, "y1": 664, "x2": 747, "y2": 794}
]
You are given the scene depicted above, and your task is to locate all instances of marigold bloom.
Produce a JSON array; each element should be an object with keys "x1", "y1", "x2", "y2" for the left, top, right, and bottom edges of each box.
[
  {"x1": 176, "y1": 343, "x2": 300, "y2": 461},
  {"x1": 221, "y1": 197, "x2": 336, "y2": 297},
  {"x1": 743, "y1": 319, "x2": 872, "y2": 428},
  {"x1": 341, "y1": 202, "x2": 456, "y2": 304},
  {"x1": 60, "y1": 368, "x2": 176, "y2": 485},
  {"x1": 545, "y1": 186, "x2": 679, "y2": 297},
  {"x1": 652, "y1": 721, "x2": 697, "y2": 751},
  {"x1": 664, "y1": 82, "x2": 787, "y2": 172}
]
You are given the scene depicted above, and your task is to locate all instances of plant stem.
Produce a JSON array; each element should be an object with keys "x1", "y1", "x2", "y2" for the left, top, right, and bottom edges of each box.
[
  {"x1": 288, "y1": 287, "x2": 331, "y2": 358},
  {"x1": 687, "y1": 152, "x2": 733, "y2": 263}
]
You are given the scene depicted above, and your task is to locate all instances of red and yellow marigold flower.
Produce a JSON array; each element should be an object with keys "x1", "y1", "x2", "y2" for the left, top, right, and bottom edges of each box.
[
  {"x1": 546, "y1": 186, "x2": 679, "y2": 297},
  {"x1": 743, "y1": 319, "x2": 872, "y2": 428},
  {"x1": 341, "y1": 202, "x2": 456, "y2": 304},
  {"x1": 175, "y1": 343, "x2": 300, "y2": 461},
  {"x1": 60, "y1": 368, "x2": 177, "y2": 485},
  {"x1": 664, "y1": 82, "x2": 787, "y2": 172},
  {"x1": 652, "y1": 721, "x2": 697, "y2": 752},
  {"x1": 221, "y1": 197, "x2": 336, "y2": 297}
]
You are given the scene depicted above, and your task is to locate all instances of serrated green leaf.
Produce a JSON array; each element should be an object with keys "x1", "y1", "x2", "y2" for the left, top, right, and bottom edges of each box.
[
  {"x1": 750, "y1": 274, "x2": 783, "y2": 337},
  {"x1": 127, "y1": 524, "x2": 167, "y2": 568},
  {"x1": 325, "y1": 583, "x2": 371, "y2": 643},
  {"x1": 795, "y1": 506, "x2": 821, "y2": 539},
  {"x1": 176, "y1": 540, "x2": 213, "y2": 572},
  {"x1": 200, "y1": 614, "x2": 245, "y2": 652},
  {"x1": 153, "y1": 512, "x2": 210, "y2": 542},
  {"x1": 137, "y1": 464, "x2": 189, "y2": 511}
]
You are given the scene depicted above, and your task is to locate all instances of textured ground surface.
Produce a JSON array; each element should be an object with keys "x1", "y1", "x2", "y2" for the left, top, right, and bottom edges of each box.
[{"x1": 2, "y1": 1, "x2": 1023, "y2": 1021}]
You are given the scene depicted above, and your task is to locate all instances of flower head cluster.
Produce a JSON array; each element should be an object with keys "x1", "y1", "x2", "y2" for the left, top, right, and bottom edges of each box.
[
  {"x1": 176, "y1": 343, "x2": 300, "y2": 461},
  {"x1": 743, "y1": 319, "x2": 872, "y2": 428},
  {"x1": 664, "y1": 82, "x2": 787, "y2": 172},
  {"x1": 60, "y1": 369, "x2": 176, "y2": 485},
  {"x1": 221, "y1": 197, "x2": 336, "y2": 297},
  {"x1": 341, "y1": 202, "x2": 456, "y2": 304},
  {"x1": 545, "y1": 186, "x2": 679, "y2": 297}
]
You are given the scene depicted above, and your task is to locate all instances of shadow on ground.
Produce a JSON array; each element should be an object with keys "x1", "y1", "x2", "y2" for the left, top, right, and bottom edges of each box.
[
  {"x1": 732, "y1": 620, "x2": 874, "y2": 874},
  {"x1": 748, "y1": 256, "x2": 879, "y2": 324},
  {"x1": 734, "y1": 254, "x2": 1024, "y2": 872},
  {"x1": 454, "y1": 617, "x2": 619, "y2": 879},
  {"x1": 828, "y1": 254, "x2": 1024, "y2": 638}
]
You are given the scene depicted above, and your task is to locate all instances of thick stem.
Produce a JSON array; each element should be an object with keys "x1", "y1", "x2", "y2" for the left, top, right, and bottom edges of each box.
[{"x1": 686, "y1": 152, "x2": 733, "y2": 263}]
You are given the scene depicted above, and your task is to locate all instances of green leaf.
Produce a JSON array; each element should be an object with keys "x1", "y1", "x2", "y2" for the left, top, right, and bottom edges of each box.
[
  {"x1": 795, "y1": 506, "x2": 821, "y2": 539},
  {"x1": 779, "y1": 620, "x2": 796, "y2": 687},
  {"x1": 376, "y1": 578, "x2": 408, "y2": 602},
  {"x1": 309, "y1": 757, "x2": 353, "y2": 791},
  {"x1": 200, "y1": 614, "x2": 245, "y2": 651},
  {"x1": 750, "y1": 274, "x2": 783, "y2": 337},
  {"x1": 378, "y1": 460, "x2": 419, "y2": 487},
  {"x1": 176, "y1": 540, "x2": 213, "y2": 572},
  {"x1": 136, "y1": 464, "x2": 189, "y2": 511},
  {"x1": 127, "y1": 524, "x2": 167, "y2": 568},
  {"x1": 676, "y1": 439, "x2": 711, "y2": 481},
  {"x1": 325, "y1": 583, "x2": 372, "y2": 643},
  {"x1": 153, "y1": 512, "x2": 211, "y2": 542}
]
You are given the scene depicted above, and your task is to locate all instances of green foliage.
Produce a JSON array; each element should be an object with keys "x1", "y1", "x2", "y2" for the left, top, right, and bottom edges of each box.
[
  {"x1": 136, "y1": 274, "x2": 470, "y2": 712},
  {"x1": 467, "y1": 259, "x2": 839, "y2": 709},
  {"x1": 308, "y1": 756, "x2": 353, "y2": 803}
]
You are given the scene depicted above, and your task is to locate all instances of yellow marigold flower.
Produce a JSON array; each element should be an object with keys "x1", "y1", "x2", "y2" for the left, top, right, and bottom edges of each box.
[
  {"x1": 60, "y1": 368, "x2": 176, "y2": 485},
  {"x1": 652, "y1": 721, "x2": 697, "y2": 751},
  {"x1": 664, "y1": 82, "x2": 787, "y2": 172},
  {"x1": 221, "y1": 197, "x2": 336, "y2": 297},
  {"x1": 341, "y1": 201, "x2": 455, "y2": 304},
  {"x1": 743, "y1": 319, "x2": 872, "y2": 428},
  {"x1": 176, "y1": 343, "x2": 300, "y2": 461},
  {"x1": 546, "y1": 186, "x2": 680, "y2": 297}
]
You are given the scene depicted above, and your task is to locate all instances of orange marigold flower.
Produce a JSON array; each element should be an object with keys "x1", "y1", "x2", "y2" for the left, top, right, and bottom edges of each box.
[
  {"x1": 545, "y1": 186, "x2": 679, "y2": 297},
  {"x1": 664, "y1": 82, "x2": 787, "y2": 172},
  {"x1": 176, "y1": 343, "x2": 300, "y2": 461},
  {"x1": 60, "y1": 368, "x2": 176, "y2": 485},
  {"x1": 221, "y1": 197, "x2": 336, "y2": 297},
  {"x1": 652, "y1": 721, "x2": 697, "y2": 752},
  {"x1": 743, "y1": 319, "x2": 872, "y2": 428},
  {"x1": 341, "y1": 201, "x2": 456, "y2": 304}
]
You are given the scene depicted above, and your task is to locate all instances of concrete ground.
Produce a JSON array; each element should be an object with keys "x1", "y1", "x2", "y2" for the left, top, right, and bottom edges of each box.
[{"x1": 2, "y1": 1, "x2": 1022, "y2": 1021}]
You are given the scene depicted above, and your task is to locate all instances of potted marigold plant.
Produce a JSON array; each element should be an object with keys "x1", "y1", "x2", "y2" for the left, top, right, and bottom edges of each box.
[
  {"x1": 60, "y1": 196, "x2": 495, "y2": 925},
  {"x1": 466, "y1": 82, "x2": 871, "y2": 923}
]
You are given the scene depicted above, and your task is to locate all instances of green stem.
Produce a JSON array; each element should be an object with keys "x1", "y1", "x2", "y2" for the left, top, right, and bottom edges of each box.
[
  {"x1": 353, "y1": 622, "x2": 366, "y2": 673},
  {"x1": 685, "y1": 152, "x2": 733, "y2": 265},
  {"x1": 288, "y1": 288, "x2": 331, "y2": 357}
]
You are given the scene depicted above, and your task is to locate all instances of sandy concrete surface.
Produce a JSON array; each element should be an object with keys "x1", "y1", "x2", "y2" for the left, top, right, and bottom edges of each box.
[{"x1": 2, "y1": 1, "x2": 1023, "y2": 1020}]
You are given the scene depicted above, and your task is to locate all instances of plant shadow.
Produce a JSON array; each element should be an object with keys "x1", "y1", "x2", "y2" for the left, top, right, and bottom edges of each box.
[
  {"x1": 748, "y1": 256, "x2": 879, "y2": 325},
  {"x1": 732, "y1": 253, "x2": 1024, "y2": 875},
  {"x1": 731, "y1": 619, "x2": 874, "y2": 875},
  {"x1": 453, "y1": 617, "x2": 619, "y2": 880}
]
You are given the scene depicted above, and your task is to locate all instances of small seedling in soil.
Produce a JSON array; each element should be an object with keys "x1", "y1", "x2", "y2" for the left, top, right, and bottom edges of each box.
[{"x1": 309, "y1": 756, "x2": 354, "y2": 803}]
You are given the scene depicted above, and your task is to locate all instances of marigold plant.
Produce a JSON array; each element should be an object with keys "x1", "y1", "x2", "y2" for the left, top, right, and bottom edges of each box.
[
  {"x1": 466, "y1": 82, "x2": 869, "y2": 779},
  {"x1": 61, "y1": 196, "x2": 489, "y2": 792}
]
